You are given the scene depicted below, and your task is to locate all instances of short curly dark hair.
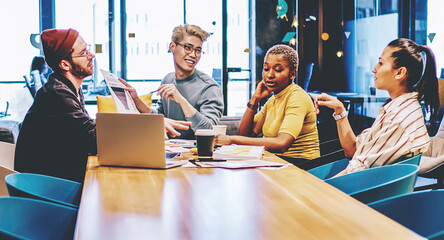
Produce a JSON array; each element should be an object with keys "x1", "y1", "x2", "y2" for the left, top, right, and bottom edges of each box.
[{"x1": 265, "y1": 44, "x2": 299, "y2": 72}]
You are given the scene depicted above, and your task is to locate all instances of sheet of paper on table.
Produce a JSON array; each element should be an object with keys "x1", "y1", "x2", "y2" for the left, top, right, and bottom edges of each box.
[
  {"x1": 182, "y1": 159, "x2": 290, "y2": 169},
  {"x1": 213, "y1": 145, "x2": 265, "y2": 160}
]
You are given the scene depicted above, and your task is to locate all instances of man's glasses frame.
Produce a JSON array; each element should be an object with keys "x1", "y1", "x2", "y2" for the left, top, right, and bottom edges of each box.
[
  {"x1": 71, "y1": 45, "x2": 93, "y2": 59},
  {"x1": 174, "y1": 42, "x2": 204, "y2": 56}
]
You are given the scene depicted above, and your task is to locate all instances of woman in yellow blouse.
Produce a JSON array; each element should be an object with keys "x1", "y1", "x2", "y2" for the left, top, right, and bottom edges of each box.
[{"x1": 215, "y1": 45, "x2": 320, "y2": 164}]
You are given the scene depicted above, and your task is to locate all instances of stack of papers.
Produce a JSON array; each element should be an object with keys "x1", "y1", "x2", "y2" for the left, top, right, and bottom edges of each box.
[
  {"x1": 182, "y1": 160, "x2": 290, "y2": 169},
  {"x1": 213, "y1": 145, "x2": 265, "y2": 160},
  {"x1": 165, "y1": 139, "x2": 196, "y2": 148}
]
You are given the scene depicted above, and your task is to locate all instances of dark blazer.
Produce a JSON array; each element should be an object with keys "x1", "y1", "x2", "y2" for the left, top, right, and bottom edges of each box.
[{"x1": 15, "y1": 73, "x2": 96, "y2": 182}]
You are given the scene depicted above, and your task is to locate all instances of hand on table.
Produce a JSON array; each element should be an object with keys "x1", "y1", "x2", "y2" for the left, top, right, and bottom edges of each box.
[
  {"x1": 214, "y1": 134, "x2": 232, "y2": 145},
  {"x1": 164, "y1": 118, "x2": 191, "y2": 139}
]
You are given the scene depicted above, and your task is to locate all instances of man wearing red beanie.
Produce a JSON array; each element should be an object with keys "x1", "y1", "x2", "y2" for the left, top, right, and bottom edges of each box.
[{"x1": 15, "y1": 29, "x2": 190, "y2": 182}]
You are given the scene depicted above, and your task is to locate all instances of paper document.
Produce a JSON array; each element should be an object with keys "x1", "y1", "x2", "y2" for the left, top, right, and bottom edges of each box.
[
  {"x1": 100, "y1": 69, "x2": 138, "y2": 113},
  {"x1": 165, "y1": 139, "x2": 196, "y2": 148},
  {"x1": 213, "y1": 145, "x2": 265, "y2": 160},
  {"x1": 182, "y1": 159, "x2": 289, "y2": 169}
]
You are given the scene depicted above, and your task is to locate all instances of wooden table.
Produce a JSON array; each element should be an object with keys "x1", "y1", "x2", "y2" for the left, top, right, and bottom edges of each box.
[{"x1": 75, "y1": 153, "x2": 424, "y2": 240}]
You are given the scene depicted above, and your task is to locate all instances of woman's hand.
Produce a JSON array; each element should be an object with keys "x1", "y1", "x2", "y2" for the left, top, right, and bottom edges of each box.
[
  {"x1": 118, "y1": 78, "x2": 139, "y2": 100},
  {"x1": 313, "y1": 93, "x2": 346, "y2": 114},
  {"x1": 252, "y1": 80, "x2": 272, "y2": 101},
  {"x1": 215, "y1": 134, "x2": 232, "y2": 145}
]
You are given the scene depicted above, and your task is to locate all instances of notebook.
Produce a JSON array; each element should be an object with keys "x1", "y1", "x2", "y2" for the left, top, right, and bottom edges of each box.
[{"x1": 96, "y1": 113, "x2": 184, "y2": 169}]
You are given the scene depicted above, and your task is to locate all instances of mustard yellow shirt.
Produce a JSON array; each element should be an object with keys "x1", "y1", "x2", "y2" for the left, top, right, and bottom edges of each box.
[{"x1": 253, "y1": 83, "x2": 320, "y2": 159}]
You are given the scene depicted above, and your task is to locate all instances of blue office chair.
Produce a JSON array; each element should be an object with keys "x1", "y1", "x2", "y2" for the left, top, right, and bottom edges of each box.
[
  {"x1": 309, "y1": 154, "x2": 422, "y2": 180},
  {"x1": 368, "y1": 190, "x2": 444, "y2": 240},
  {"x1": 307, "y1": 157, "x2": 349, "y2": 180},
  {"x1": 325, "y1": 164, "x2": 419, "y2": 204},
  {"x1": 5, "y1": 173, "x2": 82, "y2": 208},
  {"x1": 395, "y1": 153, "x2": 422, "y2": 166},
  {"x1": 0, "y1": 197, "x2": 76, "y2": 240}
]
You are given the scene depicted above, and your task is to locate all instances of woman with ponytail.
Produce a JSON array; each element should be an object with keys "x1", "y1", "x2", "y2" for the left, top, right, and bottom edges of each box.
[{"x1": 314, "y1": 38, "x2": 439, "y2": 176}]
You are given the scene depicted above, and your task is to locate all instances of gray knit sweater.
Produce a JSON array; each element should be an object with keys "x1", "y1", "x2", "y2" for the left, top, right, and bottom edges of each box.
[{"x1": 157, "y1": 69, "x2": 224, "y2": 139}]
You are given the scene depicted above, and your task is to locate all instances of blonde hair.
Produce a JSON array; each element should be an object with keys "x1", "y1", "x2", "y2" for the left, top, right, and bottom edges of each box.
[
  {"x1": 171, "y1": 24, "x2": 210, "y2": 43},
  {"x1": 265, "y1": 44, "x2": 299, "y2": 72}
]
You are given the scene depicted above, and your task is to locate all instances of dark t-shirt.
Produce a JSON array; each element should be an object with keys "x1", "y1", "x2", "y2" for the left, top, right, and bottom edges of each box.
[{"x1": 15, "y1": 73, "x2": 97, "y2": 182}]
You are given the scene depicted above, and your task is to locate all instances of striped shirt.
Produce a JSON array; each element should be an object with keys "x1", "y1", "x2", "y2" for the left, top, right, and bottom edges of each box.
[{"x1": 346, "y1": 92, "x2": 430, "y2": 173}]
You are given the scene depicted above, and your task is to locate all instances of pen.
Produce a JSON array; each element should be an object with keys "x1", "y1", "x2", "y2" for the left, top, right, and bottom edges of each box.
[
  {"x1": 189, "y1": 160, "x2": 202, "y2": 167},
  {"x1": 150, "y1": 90, "x2": 159, "y2": 94}
]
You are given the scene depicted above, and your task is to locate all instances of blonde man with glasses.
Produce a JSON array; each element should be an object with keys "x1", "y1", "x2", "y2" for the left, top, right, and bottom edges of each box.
[{"x1": 156, "y1": 24, "x2": 224, "y2": 139}]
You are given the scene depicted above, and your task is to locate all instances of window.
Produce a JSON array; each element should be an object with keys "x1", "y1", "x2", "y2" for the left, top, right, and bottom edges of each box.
[
  {"x1": 0, "y1": 1, "x2": 40, "y2": 82},
  {"x1": 125, "y1": 0, "x2": 252, "y2": 116},
  {"x1": 345, "y1": 0, "x2": 398, "y2": 97},
  {"x1": 427, "y1": 0, "x2": 444, "y2": 78},
  {"x1": 56, "y1": 0, "x2": 110, "y2": 93}
]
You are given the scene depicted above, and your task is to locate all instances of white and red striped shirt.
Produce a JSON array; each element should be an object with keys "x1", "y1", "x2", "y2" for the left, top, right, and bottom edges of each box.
[{"x1": 346, "y1": 92, "x2": 430, "y2": 173}]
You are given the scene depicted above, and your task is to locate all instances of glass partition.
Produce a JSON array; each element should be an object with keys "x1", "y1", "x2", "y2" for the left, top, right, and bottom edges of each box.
[
  {"x1": 345, "y1": 0, "x2": 398, "y2": 97},
  {"x1": 0, "y1": 1, "x2": 40, "y2": 82},
  {"x1": 56, "y1": 0, "x2": 110, "y2": 94},
  {"x1": 427, "y1": 0, "x2": 444, "y2": 78}
]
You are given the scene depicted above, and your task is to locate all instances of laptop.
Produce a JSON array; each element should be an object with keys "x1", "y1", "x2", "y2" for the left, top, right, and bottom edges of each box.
[{"x1": 96, "y1": 113, "x2": 184, "y2": 169}]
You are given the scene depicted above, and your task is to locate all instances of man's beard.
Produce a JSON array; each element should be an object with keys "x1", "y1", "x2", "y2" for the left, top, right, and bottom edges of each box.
[{"x1": 69, "y1": 59, "x2": 93, "y2": 79}]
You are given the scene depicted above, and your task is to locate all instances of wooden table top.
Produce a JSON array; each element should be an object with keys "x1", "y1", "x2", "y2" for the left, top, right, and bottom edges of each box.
[{"x1": 75, "y1": 153, "x2": 424, "y2": 240}]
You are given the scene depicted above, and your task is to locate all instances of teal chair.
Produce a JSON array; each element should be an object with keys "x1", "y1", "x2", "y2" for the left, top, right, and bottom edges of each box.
[
  {"x1": 0, "y1": 197, "x2": 76, "y2": 240},
  {"x1": 5, "y1": 173, "x2": 82, "y2": 208},
  {"x1": 309, "y1": 154, "x2": 422, "y2": 180},
  {"x1": 307, "y1": 157, "x2": 349, "y2": 180},
  {"x1": 325, "y1": 164, "x2": 419, "y2": 204},
  {"x1": 368, "y1": 190, "x2": 444, "y2": 240},
  {"x1": 395, "y1": 153, "x2": 422, "y2": 166}
]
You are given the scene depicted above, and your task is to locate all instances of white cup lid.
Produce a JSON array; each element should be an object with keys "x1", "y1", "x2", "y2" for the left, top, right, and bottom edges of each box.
[{"x1": 195, "y1": 129, "x2": 215, "y2": 136}]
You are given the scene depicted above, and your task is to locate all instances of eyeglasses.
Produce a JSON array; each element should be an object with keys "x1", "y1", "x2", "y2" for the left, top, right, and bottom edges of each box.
[
  {"x1": 174, "y1": 42, "x2": 204, "y2": 56},
  {"x1": 71, "y1": 45, "x2": 93, "y2": 59}
]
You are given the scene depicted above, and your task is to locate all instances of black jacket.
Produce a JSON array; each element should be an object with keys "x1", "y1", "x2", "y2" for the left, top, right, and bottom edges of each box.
[{"x1": 15, "y1": 73, "x2": 96, "y2": 182}]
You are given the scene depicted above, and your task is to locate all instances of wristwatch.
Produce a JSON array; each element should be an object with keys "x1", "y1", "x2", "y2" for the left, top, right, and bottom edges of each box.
[
  {"x1": 332, "y1": 111, "x2": 348, "y2": 120},
  {"x1": 247, "y1": 102, "x2": 259, "y2": 111}
]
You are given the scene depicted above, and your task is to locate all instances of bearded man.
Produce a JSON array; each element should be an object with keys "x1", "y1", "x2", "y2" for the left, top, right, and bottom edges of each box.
[{"x1": 15, "y1": 29, "x2": 190, "y2": 182}]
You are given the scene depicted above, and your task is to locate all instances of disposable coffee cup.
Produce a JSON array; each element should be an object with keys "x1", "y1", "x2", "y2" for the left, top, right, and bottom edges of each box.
[
  {"x1": 212, "y1": 125, "x2": 227, "y2": 135},
  {"x1": 195, "y1": 129, "x2": 215, "y2": 157}
]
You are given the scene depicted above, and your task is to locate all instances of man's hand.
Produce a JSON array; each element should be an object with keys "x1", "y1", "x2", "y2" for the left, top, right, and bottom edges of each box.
[
  {"x1": 164, "y1": 118, "x2": 192, "y2": 139},
  {"x1": 118, "y1": 78, "x2": 138, "y2": 100},
  {"x1": 158, "y1": 84, "x2": 185, "y2": 103}
]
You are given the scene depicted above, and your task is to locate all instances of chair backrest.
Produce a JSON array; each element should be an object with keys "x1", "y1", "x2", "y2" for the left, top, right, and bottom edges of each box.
[
  {"x1": 307, "y1": 157, "x2": 349, "y2": 180},
  {"x1": 395, "y1": 153, "x2": 422, "y2": 166},
  {"x1": 309, "y1": 153, "x2": 422, "y2": 181},
  {"x1": 325, "y1": 164, "x2": 419, "y2": 204},
  {"x1": 0, "y1": 167, "x2": 16, "y2": 197},
  {"x1": 97, "y1": 94, "x2": 152, "y2": 113},
  {"x1": 0, "y1": 141, "x2": 15, "y2": 170},
  {"x1": 23, "y1": 75, "x2": 36, "y2": 98},
  {"x1": 0, "y1": 197, "x2": 76, "y2": 240},
  {"x1": 30, "y1": 70, "x2": 42, "y2": 93},
  {"x1": 368, "y1": 190, "x2": 444, "y2": 240},
  {"x1": 0, "y1": 141, "x2": 17, "y2": 197},
  {"x1": 5, "y1": 173, "x2": 82, "y2": 208}
]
